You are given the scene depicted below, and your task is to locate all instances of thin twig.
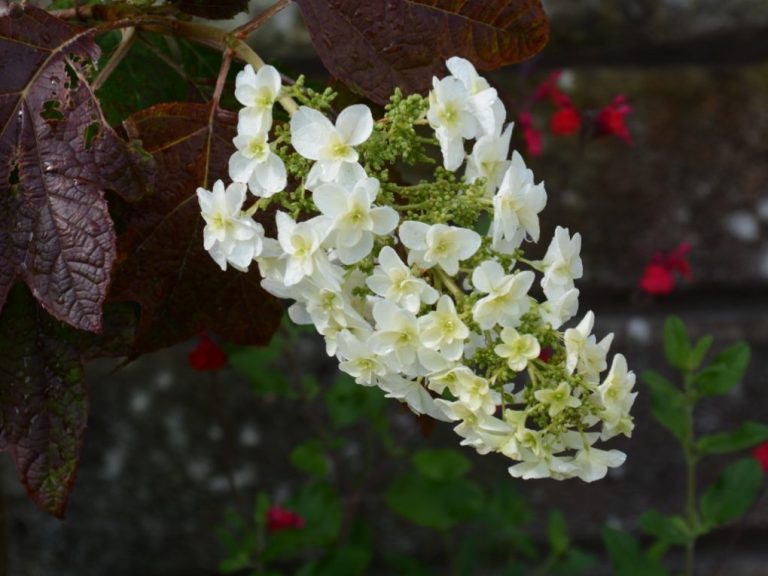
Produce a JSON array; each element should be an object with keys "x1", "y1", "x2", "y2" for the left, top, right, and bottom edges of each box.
[
  {"x1": 92, "y1": 26, "x2": 135, "y2": 91},
  {"x1": 233, "y1": 0, "x2": 291, "y2": 40}
]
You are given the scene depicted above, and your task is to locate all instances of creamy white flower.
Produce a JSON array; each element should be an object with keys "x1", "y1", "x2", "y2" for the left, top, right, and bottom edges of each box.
[
  {"x1": 446, "y1": 56, "x2": 504, "y2": 136},
  {"x1": 534, "y1": 381, "x2": 582, "y2": 418},
  {"x1": 494, "y1": 328, "x2": 540, "y2": 372},
  {"x1": 598, "y1": 353, "x2": 637, "y2": 439},
  {"x1": 234, "y1": 64, "x2": 281, "y2": 133},
  {"x1": 564, "y1": 311, "x2": 613, "y2": 381},
  {"x1": 541, "y1": 226, "x2": 583, "y2": 300},
  {"x1": 379, "y1": 374, "x2": 450, "y2": 421},
  {"x1": 291, "y1": 104, "x2": 373, "y2": 187},
  {"x1": 491, "y1": 152, "x2": 547, "y2": 254},
  {"x1": 465, "y1": 123, "x2": 514, "y2": 196},
  {"x1": 471, "y1": 260, "x2": 534, "y2": 329},
  {"x1": 540, "y1": 287, "x2": 580, "y2": 330},
  {"x1": 418, "y1": 295, "x2": 469, "y2": 361},
  {"x1": 336, "y1": 331, "x2": 390, "y2": 386},
  {"x1": 564, "y1": 311, "x2": 595, "y2": 374},
  {"x1": 366, "y1": 246, "x2": 438, "y2": 314},
  {"x1": 427, "y1": 76, "x2": 477, "y2": 170},
  {"x1": 368, "y1": 300, "x2": 421, "y2": 368},
  {"x1": 573, "y1": 447, "x2": 626, "y2": 482},
  {"x1": 275, "y1": 211, "x2": 334, "y2": 286},
  {"x1": 399, "y1": 221, "x2": 481, "y2": 275},
  {"x1": 197, "y1": 180, "x2": 263, "y2": 271},
  {"x1": 313, "y1": 177, "x2": 398, "y2": 264},
  {"x1": 229, "y1": 116, "x2": 286, "y2": 198}
]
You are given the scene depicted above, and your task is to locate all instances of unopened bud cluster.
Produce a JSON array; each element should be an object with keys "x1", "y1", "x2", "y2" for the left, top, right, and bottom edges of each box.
[{"x1": 197, "y1": 58, "x2": 636, "y2": 481}]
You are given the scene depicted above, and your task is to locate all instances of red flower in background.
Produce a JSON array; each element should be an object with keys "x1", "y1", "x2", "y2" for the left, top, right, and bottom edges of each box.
[
  {"x1": 533, "y1": 71, "x2": 563, "y2": 102},
  {"x1": 754, "y1": 442, "x2": 768, "y2": 472},
  {"x1": 188, "y1": 333, "x2": 227, "y2": 371},
  {"x1": 518, "y1": 111, "x2": 542, "y2": 157},
  {"x1": 267, "y1": 506, "x2": 305, "y2": 532},
  {"x1": 639, "y1": 243, "x2": 692, "y2": 295},
  {"x1": 550, "y1": 106, "x2": 581, "y2": 135},
  {"x1": 595, "y1": 95, "x2": 633, "y2": 144}
]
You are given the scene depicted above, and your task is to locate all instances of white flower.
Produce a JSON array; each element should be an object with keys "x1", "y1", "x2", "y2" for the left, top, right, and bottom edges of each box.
[
  {"x1": 379, "y1": 374, "x2": 450, "y2": 421},
  {"x1": 418, "y1": 295, "x2": 469, "y2": 361},
  {"x1": 291, "y1": 104, "x2": 373, "y2": 187},
  {"x1": 540, "y1": 287, "x2": 579, "y2": 330},
  {"x1": 494, "y1": 328, "x2": 540, "y2": 371},
  {"x1": 471, "y1": 260, "x2": 534, "y2": 329},
  {"x1": 313, "y1": 177, "x2": 398, "y2": 264},
  {"x1": 336, "y1": 331, "x2": 390, "y2": 386},
  {"x1": 541, "y1": 226, "x2": 583, "y2": 300},
  {"x1": 564, "y1": 311, "x2": 614, "y2": 381},
  {"x1": 234, "y1": 64, "x2": 281, "y2": 132},
  {"x1": 534, "y1": 381, "x2": 582, "y2": 418},
  {"x1": 564, "y1": 311, "x2": 595, "y2": 374},
  {"x1": 275, "y1": 211, "x2": 334, "y2": 286},
  {"x1": 229, "y1": 116, "x2": 287, "y2": 198},
  {"x1": 366, "y1": 246, "x2": 438, "y2": 314},
  {"x1": 368, "y1": 300, "x2": 421, "y2": 368},
  {"x1": 445, "y1": 56, "x2": 503, "y2": 136},
  {"x1": 399, "y1": 221, "x2": 481, "y2": 275},
  {"x1": 427, "y1": 76, "x2": 477, "y2": 170},
  {"x1": 465, "y1": 123, "x2": 514, "y2": 196},
  {"x1": 491, "y1": 152, "x2": 547, "y2": 254},
  {"x1": 197, "y1": 180, "x2": 263, "y2": 271},
  {"x1": 573, "y1": 447, "x2": 626, "y2": 482},
  {"x1": 598, "y1": 353, "x2": 637, "y2": 439}
]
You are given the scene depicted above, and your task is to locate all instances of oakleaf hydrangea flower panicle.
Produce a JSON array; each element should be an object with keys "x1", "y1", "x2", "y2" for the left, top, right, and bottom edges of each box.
[{"x1": 197, "y1": 59, "x2": 637, "y2": 483}]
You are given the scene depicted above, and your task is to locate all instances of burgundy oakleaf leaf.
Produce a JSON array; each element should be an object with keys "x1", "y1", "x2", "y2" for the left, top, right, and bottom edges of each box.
[
  {"x1": 294, "y1": 0, "x2": 550, "y2": 105},
  {"x1": 110, "y1": 102, "x2": 282, "y2": 355},
  {"x1": 0, "y1": 5, "x2": 147, "y2": 333}
]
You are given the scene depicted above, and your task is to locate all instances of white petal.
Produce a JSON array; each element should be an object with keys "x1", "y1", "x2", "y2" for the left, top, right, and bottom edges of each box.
[
  {"x1": 399, "y1": 220, "x2": 429, "y2": 250},
  {"x1": 253, "y1": 153, "x2": 287, "y2": 197},
  {"x1": 370, "y1": 206, "x2": 399, "y2": 236},
  {"x1": 229, "y1": 152, "x2": 256, "y2": 184},
  {"x1": 291, "y1": 106, "x2": 333, "y2": 159},
  {"x1": 337, "y1": 233, "x2": 373, "y2": 264},
  {"x1": 335, "y1": 104, "x2": 374, "y2": 145},
  {"x1": 256, "y1": 65, "x2": 282, "y2": 99}
]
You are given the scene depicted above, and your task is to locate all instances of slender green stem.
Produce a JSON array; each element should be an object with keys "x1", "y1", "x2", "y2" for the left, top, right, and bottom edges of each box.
[
  {"x1": 682, "y1": 372, "x2": 698, "y2": 576},
  {"x1": 92, "y1": 26, "x2": 135, "y2": 91}
]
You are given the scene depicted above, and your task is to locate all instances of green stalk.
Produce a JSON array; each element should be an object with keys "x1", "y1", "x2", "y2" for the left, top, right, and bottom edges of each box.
[{"x1": 682, "y1": 372, "x2": 699, "y2": 576}]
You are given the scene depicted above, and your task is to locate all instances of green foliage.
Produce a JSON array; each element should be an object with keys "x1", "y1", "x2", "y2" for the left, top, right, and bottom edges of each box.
[
  {"x1": 642, "y1": 371, "x2": 687, "y2": 441},
  {"x1": 662, "y1": 316, "x2": 691, "y2": 371},
  {"x1": 697, "y1": 422, "x2": 768, "y2": 454},
  {"x1": 638, "y1": 510, "x2": 692, "y2": 545},
  {"x1": 692, "y1": 343, "x2": 750, "y2": 396},
  {"x1": 411, "y1": 449, "x2": 472, "y2": 481},
  {"x1": 290, "y1": 441, "x2": 330, "y2": 478},
  {"x1": 602, "y1": 528, "x2": 669, "y2": 576},
  {"x1": 700, "y1": 458, "x2": 764, "y2": 529}
]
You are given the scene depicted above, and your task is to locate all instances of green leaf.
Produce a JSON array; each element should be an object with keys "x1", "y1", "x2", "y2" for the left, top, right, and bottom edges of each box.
[
  {"x1": 602, "y1": 528, "x2": 670, "y2": 576},
  {"x1": 639, "y1": 510, "x2": 691, "y2": 545},
  {"x1": 548, "y1": 510, "x2": 570, "y2": 556},
  {"x1": 700, "y1": 458, "x2": 764, "y2": 529},
  {"x1": 411, "y1": 449, "x2": 472, "y2": 481},
  {"x1": 663, "y1": 316, "x2": 691, "y2": 371},
  {"x1": 290, "y1": 441, "x2": 329, "y2": 477},
  {"x1": 697, "y1": 422, "x2": 768, "y2": 454},
  {"x1": 642, "y1": 371, "x2": 687, "y2": 441},
  {"x1": 693, "y1": 343, "x2": 750, "y2": 396},
  {"x1": 312, "y1": 545, "x2": 371, "y2": 576},
  {"x1": 689, "y1": 335, "x2": 713, "y2": 370},
  {"x1": 386, "y1": 472, "x2": 484, "y2": 531}
]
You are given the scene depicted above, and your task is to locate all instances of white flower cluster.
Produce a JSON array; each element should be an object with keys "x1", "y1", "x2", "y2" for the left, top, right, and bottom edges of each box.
[{"x1": 197, "y1": 58, "x2": 637, "y2": 482}]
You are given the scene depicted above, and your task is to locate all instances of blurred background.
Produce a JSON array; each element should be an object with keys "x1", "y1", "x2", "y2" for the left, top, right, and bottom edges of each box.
[{"x1": 3, "y1": 0, "x2": 768, "y2": 574}]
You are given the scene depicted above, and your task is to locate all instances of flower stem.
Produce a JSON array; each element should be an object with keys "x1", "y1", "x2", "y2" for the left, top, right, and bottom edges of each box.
[{"x1": 682, "y1": 372, "x2": 699, "y2": 576}]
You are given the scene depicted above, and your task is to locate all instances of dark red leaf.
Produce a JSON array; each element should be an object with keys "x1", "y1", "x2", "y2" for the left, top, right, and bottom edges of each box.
[
  {"x1": 173, "y1": 0, "x2": 249, "y2": 19},
  {"x1": 294, "y1": 0, "x2": 549, "y2": 105},
  {"x1": 110, "y1": 102, "x2": 282, "y2": 355},
  {"x1": 0, "y1": 5, "x2": 148, "y2": 333}
]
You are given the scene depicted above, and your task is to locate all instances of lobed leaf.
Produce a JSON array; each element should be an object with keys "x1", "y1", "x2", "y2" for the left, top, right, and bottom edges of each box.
[
  {"x1": 0, "y1": 284, "x2": 136, "y2": 517},
  {"x1": 294, "y1": 0, "x2": 549, "y2": 105},
  {"x1": 110, "y1": 102, "x2": 283, "y2": 354},
  {"x1": 0, "y1": 5, "x2": 149, "y2": 332}
]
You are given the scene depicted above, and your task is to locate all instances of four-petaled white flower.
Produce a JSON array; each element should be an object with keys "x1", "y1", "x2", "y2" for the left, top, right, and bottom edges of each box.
[
  {"x1": 313, "y1": 177, "x2": 398, "y2": 264},
  {"x1": 427, "y1": 75, "x2": 478, "y2": 171},
  {"x1": 368, "y1": 300, "x2": 421, "y2": 368},
  {"x1": 541, "y1": 226, "x2": 583, "y2": 300},
  {"x1": 366, "y1": 246, "x2": 439, "y2": 314},
  {"x1": 197, "y1": 180, "x2": 264, "y2": 271},
  {"x1": 235, "y1": 64, "x2": 282, "y2": 132},
  {"x1": 446, "y1": 56, "x2": 504, "y2": 136},
  {"x1": 491, "y1": 151, "x2": 547, "y2": 254},
  {"x1": 229, "y1": 116, "x2": 287, "y2": 198},
  {"x1": 465, "y1": 123, "x2": 514, "y2": 196},
  {"x1": 471, "y1": 260, "x2": 534, "y2": 329},
  {"x1": 291, "y1": 104, "x2": 373, "y2": 187},
  {"x1": 399, "y1": 221, "x2": 481, "y2": 275},
  {"x1": 495, "y1": 328, "x2": 540, "y2": 372},
  {"x1": 534, "y1": 381, "x2": 582, "y2": 418},
  {"x1": 418, "y1": 295, "x2": 469, "y2": 361},
  {"x1": 276, "y1": 211, "x2": 334, "y2": 286}
]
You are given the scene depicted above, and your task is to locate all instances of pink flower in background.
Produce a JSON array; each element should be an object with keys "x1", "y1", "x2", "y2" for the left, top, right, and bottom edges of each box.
[
  {"x1": 533, "y1": 71, "x2": 563, "y2": 102},
  {"x1": 518, "y1": 111, "x2": 543, "y2": 157},
  {"x1": 639, "y1": 243, "x2": 692, "y2": 295},
  {"x1": 754, "y1": 442, "x2": 768, "y2": 472},
  {"x1": 188, "y1": 333, "x2": 228, "y2": 371},
  {"x1": 267, "y1": 506, "x2": 305, "y2": 532},
  {"x1": 595, "y1": 95, "x2": 633, "y2": 144}
]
